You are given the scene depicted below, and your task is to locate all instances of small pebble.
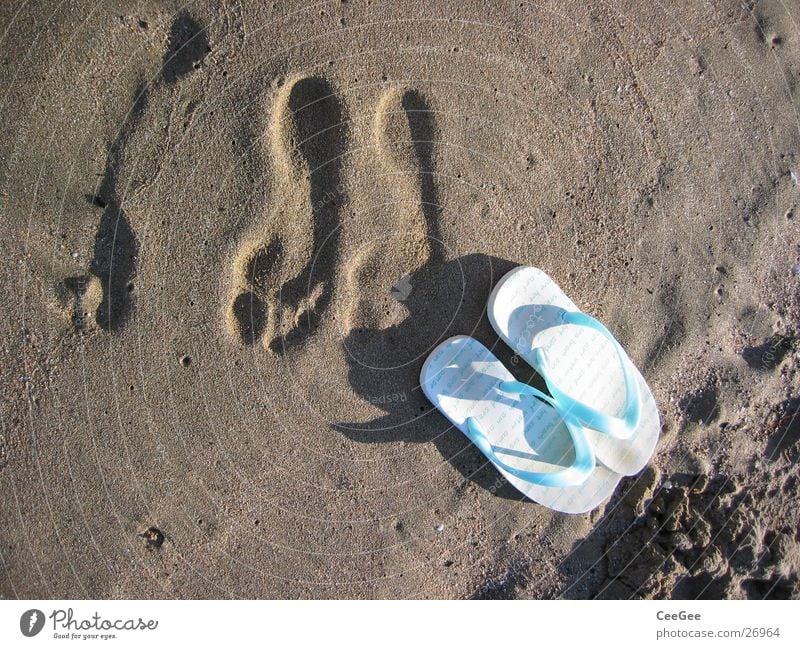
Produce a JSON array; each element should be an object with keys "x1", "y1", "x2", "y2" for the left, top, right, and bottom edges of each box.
[
  {"x1": 434, "y1": 523, "x2": 444, "y2": 533},
  {"x1": 139, "y1": 526, "x2": 164, "y2": 550},
  {"x1": 791, "y1": 264, "x2": 800, "y2": 277},
  {"x1": 663, "y1": 480, "x2": 673, "y2": 490}
]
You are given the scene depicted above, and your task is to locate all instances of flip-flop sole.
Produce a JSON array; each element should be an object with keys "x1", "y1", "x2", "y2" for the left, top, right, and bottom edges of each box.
[
  {"x1": 420, "y1": 336, "x2": 620, "y2": 513},
  {"x1": 488, "y1": 266, "x2": 660, "y2": 476}
]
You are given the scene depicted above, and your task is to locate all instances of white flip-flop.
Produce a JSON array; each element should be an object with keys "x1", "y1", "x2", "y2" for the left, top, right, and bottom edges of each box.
[
  {"x1": 487, "y1": 266, "x2": 660, "y2": 476},
  {"x1": 420, "y1": 336, "x2": 621, "y2": 513}
]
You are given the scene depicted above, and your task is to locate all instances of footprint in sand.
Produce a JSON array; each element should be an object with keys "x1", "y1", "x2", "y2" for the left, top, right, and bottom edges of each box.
[
  {"x1": 60, "y1": 11, "x2": 210, "y2": 332},
  {"x1": 226, "y1": 76, "x2": 347, "y2": 353},
  {"x1": 344, "y1": 87, "x2": 442, "y2": 332}
]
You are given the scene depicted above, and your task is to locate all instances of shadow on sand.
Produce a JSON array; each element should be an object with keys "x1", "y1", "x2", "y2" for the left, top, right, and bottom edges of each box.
[{"x1": 336, "y1": 251, "x2": 550, "y2": 500}]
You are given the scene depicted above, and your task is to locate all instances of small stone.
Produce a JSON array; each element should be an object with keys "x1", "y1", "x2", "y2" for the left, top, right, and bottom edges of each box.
[
  {"x1": 139, "y1": 526, "x2": 164, "y2": 550},
  {"x1": 434, "y1": 523, "x2": 444, "y2": 533}
]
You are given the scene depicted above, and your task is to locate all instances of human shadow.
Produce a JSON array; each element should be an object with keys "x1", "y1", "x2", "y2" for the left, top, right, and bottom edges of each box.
[
  {"x1": 336, "y1": 252, "x2": 549, "y2": 499},
  {"x1": 66, "y1": 10, "x2": 210, "y2": 331}
]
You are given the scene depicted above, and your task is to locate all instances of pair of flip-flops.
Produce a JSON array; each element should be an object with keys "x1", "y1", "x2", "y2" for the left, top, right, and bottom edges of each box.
[{"x1": 420, "y1": 266, "x2": 660, "y2": 513}]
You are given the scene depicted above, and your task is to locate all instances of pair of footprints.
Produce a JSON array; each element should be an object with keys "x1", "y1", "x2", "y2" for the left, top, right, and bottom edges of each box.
[
  {"x1": 67, "y1": 74, "x2": 441, "y2": 355},
  {"x1": 227, "y1": 76, "x2": 441, "y2": 353}
]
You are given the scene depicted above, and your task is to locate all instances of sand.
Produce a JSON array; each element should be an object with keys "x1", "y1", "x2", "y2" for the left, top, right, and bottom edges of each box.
[{"x1": 1, "y1": 0, "x2": 799, "y2": 599}]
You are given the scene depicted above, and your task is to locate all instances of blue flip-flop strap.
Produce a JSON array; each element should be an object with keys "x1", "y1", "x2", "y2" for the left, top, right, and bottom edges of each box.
[
  {"x1": 526, "y1": 310, "x2": 641, "y2": 440},
  {"x1": 464, "y1": 390, "x2": 595, "y2": 488}
]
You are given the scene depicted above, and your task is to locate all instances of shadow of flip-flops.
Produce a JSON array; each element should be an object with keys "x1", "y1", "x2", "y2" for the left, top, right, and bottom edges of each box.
[{"x1": 336, "y1": 252, "x2": 551, "y2": 499}]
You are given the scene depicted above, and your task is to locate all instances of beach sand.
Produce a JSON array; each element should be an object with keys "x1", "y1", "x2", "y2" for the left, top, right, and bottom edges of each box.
[{"x1": 1, "y1": 0, "x2": 799, "y2": 598}]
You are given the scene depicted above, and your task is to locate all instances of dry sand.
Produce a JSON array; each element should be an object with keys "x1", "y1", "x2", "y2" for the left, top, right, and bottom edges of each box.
[{"x1": 1, "y1": 0, "x2": 799, "y2": 599}]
